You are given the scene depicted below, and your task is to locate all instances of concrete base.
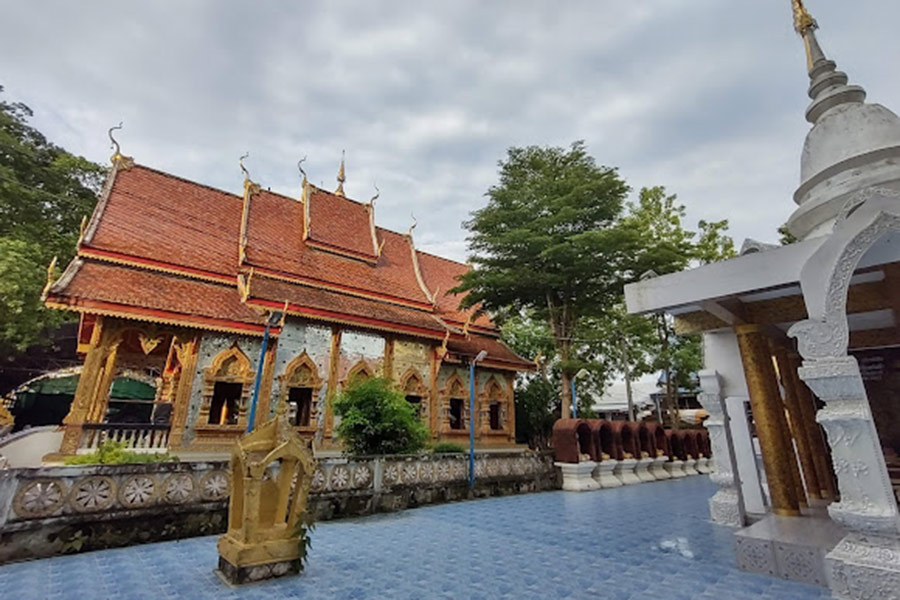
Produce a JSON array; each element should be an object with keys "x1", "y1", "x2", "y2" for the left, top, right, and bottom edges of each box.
[
  {"x1": 592, "y1": 460, "x2": 622, "y2": 488},
  {"x1": 650, "y1": 456, "x2": 671, "y2": 480},
  {"x1": 217, "y1": 556, "x2": 302, "y2": 585},
  {"x1": 665, "y1": 460, "x2": 686, "y2": 479},
  {"x1": 614, "y1": 458, "x2": 641, "y2": 485},
  {"x1": 734, "y1": 514, "x2": 845, "y2": 588},
  {"x1": 634, "y1": 458, "x2": 656, "y2": 483},
  {"x1": 826, "y1": 532, "x2": 900, "y2": 600},
  {"x1": 682, "y1": 458, "x2": 700, "y2": 476},
  {"x1": 695, "y1": 457, "x2": 712, "y2": 474},
  {"x1": 555, "y1": 461, "x2": 600, "y2": 491}
]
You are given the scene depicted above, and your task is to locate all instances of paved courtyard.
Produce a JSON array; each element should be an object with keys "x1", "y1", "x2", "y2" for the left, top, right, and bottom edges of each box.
[{"x1": 0, "y1": 477, "x2": 830, "y2": 599}]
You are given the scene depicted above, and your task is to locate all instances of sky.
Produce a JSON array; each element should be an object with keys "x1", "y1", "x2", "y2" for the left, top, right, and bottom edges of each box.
[{"x1": 2, "y1": 0, "x2": 899, "y2": 262}]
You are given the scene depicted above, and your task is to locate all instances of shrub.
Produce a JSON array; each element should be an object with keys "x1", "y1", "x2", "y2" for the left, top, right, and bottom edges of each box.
[
  {"x1": 64, "y1": 440, "x2": 178, "y2": 465},
  {"x1": 430, "y1": 442, "x2": 467, "y2": 454},
  {"x1": 333, "y1": 377, "x2": 428, "y2": 455}
]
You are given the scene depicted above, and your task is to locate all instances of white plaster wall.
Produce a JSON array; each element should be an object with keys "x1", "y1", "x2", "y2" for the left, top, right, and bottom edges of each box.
[
  {"x1": 269, "y1": 320, "x2": 331, "y2": 421},
  {"x1": 341, "y1": 331, "x2": 385, "y2": 363},
  {"x1": 183, "y1": 333, "x2": 262, "y2": 442}
]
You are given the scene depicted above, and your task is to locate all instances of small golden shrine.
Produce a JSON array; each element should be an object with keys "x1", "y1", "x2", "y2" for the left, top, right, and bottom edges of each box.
[{"x1": 217, "y1": 405, "x2": 315, "y2": 585}]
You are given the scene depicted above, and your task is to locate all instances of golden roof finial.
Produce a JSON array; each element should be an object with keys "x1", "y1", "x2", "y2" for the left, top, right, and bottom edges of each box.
[
  {"x1": 407, "y1": 213, "x2": 418, "y2": 237},
  {"x1": 297, "y1": 156, "x2": 308, "y2": 186},
  {"x1": 108, "y1": 122, "x2": 134, "y2": 169},
  {"x1": 239, "y1": 152, "x2": 251, "y2": 181},
  {"x1": 239, "y1": 152, "x2": 260, "y2": 197},
  {"x1": 335, "y1": 150, "x2": 346, "y2": 196},
  {"x1": 792, "y1": 0, "x2": 818, "y2": 36},
  {"x1": 368, "y1": 183, "x2": 380, "y2": 207}
]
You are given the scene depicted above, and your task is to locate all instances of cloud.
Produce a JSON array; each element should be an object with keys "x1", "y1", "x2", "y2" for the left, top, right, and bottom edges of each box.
[{"x1": 2, "y1": 0, "x2": 898, "y2": 263}]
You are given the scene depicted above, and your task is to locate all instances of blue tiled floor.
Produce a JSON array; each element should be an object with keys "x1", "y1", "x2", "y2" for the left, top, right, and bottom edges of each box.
[{"x1": 0, "y1": 477, "x2": 832, "y2": 599}]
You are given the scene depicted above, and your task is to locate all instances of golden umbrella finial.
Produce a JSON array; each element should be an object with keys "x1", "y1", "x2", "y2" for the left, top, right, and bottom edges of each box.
[
  {"x1": 335, "y1": 150, "x2": 346, "y2": 196},
  {"x1": 791, "y1": 0, "x2": 818, "y2": 36}
]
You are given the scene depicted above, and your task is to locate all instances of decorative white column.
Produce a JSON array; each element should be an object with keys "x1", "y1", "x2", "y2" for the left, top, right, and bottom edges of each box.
[
  {"x1": 697, "y1": 369, "x2": 744, "y2": 527},
  {"x1": 787, "y1": 197, "x2": 900, "y2": 599}
]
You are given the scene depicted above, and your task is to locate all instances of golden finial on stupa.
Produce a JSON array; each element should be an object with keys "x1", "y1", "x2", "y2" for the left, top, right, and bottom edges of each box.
[
  {"x1": 792, "y1": 0, "x2": 818, "y2": 36},
  {"x1": 335, "y1": 150, "x2": 346, "y2": 196}
]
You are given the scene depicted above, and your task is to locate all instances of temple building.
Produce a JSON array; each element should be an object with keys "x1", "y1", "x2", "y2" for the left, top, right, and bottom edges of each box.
[
  {"x1": 624, "y1": 2, "x2": 900, "y2": 597},
  {"x1": 42, "y1": 146, "x2": 532, "y2": 460}
]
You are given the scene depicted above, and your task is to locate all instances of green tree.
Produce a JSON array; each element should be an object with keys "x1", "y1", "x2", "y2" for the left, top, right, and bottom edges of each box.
[
  {"x1": 514, "y1": 377, "x2": 557, "y2": 450},
  {"x1": 778, "y1": 223, "x2": 798, "y2": 245},
  {"x1": 0, "y1": 238, "x2": 65, "y2": 351},
  {"x1": 454, "y1": 141, "x2": 633, "y2": 418},
  {"x1": 695, "y1": 219, "x2": 737, "y2": 265},
  {"x1": 333, "y1": 377, "x2": 428, "y2": 455},
  {"x1": 609, "y1": 187, "x2": 735, "y2": 425},
  {"x1": 0, "y1": 86, "x2": 105, "y2": 352}
]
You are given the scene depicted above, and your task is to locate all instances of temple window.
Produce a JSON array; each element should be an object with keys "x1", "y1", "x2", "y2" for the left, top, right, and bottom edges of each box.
[
  {"x1": 198, "y1": 345, "x2": 254, "y2": 429},
  {"x1": 288, "y1": 387, "x2": 314, "y2": 427},
  {"x1": 209, "y1": 381, "x2": 242, "y2": 425},
  {"x1": 449, "y1": 398, "x2": 464, "y2": 430},
  {"x1": 489, "y1": 402, "x2": 501, "y2": 430},
  {"x1": 345, "y1": 360, "x2": 374, "y2": 388},
  {"x1": 482, "y1": 377, "x2": 507, "y2": 432},
  {"x1": 441, "y1": 373, "x2": 468, "y2": 433},
  {"x1": 400, "y1": 368, "x2": 429, "y2": 424},
  {"x1": 278, "y1": 352, "x2": 323, "y2": 431},
  {"x1": 406, "y1": 395, "x2": 422, "y2": 418}
]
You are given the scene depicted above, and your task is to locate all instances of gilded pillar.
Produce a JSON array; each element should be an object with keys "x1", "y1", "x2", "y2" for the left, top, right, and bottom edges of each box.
[
  {"x1": 506, "y1": 373, "x2": 516, "y2": 444},
  {"x1": 324, "y1": 327, "x2": 342, "y2": 442},
  {"x1": 254, "y1": 341, "x2": 278, "y2": 429},
  {"x1": 429, "y1": 347, "x2": 440, "y2": 440},
  {"x1": 787, "y1": 352, "x2": 836, "y2": 500},
  {"x1": 772, "y1": 345, "x2": 822, "y2": 501},
  {"x1": 734, "y1": 325, "x2": 800, "y2": 516},
  {"x1": 383, "y1": 336, "x2": 394, "y2": 382},
  {"x1": 59, "y1": 317, "x2": 120, "y2": 455},
  {"x1": 168, "y1": 333, "x2": 200, "y2": 449}
]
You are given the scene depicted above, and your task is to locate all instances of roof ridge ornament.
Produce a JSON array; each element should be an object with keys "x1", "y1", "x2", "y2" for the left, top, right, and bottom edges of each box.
[
  {"x1": 335, "y1": 150, "x2": 346, "y2": 196},
  {"x1": 297, "y1": 156, "x2": 308, "y2": 187},
  {"x1": 368, "y1": 183, "x2": 380, "y2": 207},
  {"x1": 407, "y1": 213, "x2": 418, "y2": 238},
  {"x1": 108, "y1": 122, "x2": 134, "y2": 169}
]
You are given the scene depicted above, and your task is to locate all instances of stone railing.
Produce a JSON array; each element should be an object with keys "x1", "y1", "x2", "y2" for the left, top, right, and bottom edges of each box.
[
  {"x1": 79, "y1": 423, "x2": 172, "y2": 451},
  {"x1": 0, "y1": 451, "x2": 557, "y2": 563}
]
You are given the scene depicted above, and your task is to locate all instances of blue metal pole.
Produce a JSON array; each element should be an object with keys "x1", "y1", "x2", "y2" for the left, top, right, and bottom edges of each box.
[
  {"x1": 570, "y1": 378, "x2": 577, "y2": 419},
  {"x1": 246, "y1": 315, "x2": 275, "y2": 433},
  {"x1": 468, "y1": 360, "x2": 476, "y2": 489}
]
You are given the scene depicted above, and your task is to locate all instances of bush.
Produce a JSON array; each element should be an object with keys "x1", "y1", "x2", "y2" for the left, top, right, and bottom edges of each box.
[
  {"x1": 430, "y1": 442, "x2": 467, "y2": 454},
  {"x1": 64, "y1": 440, "x2": 179, "y2": 465},
  {"x1": 333, "y1": 377, "x2": 428, "y2": 455}
]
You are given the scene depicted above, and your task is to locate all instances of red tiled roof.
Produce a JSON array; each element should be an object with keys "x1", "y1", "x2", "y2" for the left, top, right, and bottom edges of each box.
[
  {"x1": 46, "y1": 260, "x2": 267, "y2": 333},
  {"x1": 53, "y1": 161, "x2": 526, "y2": 368},
  {"x1": 243, "y1": 189, "x2": 433, "y2": 307},
  {"x1": 446, "y1": 336, "x2": 535, "y2": 370},
  {"x1": 306, "y1": 188, "x2": 377, "y2": 261},
  {"x1": 417, "y1": 251, "x2": 495, "y2": 330},
  {"x1": 248, "y1": 274, "x2": 447, "y2": 337},
  {"x1": 86, "y1": 166, "x2": 241, "y2": 277}
]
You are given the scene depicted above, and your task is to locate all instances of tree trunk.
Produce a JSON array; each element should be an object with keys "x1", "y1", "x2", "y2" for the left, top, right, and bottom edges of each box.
[
  {"x1": 547, "y1": 294, "x2": 575, "y2": 420},
  {"x1": 559, "y1": 340, "x2": 573, "y2": 419},
  {"x1": 656, "y1": 314, "x2": 679, "y2": 429},
  {"x1": 621, "y1": 334, "x2": 635, "y2": 421}
]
